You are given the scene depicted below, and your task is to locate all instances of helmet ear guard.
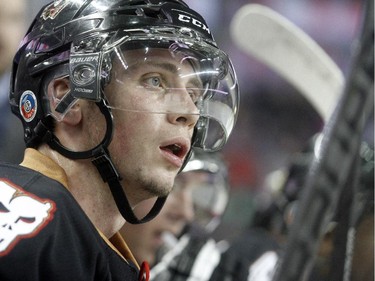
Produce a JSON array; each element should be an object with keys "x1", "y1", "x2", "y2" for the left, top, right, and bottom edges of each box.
[
  {"x1": 69, "y1": 37, "x2": 108, "y2": 100},
  {"x1": 69, "y1": 52, "x2": 101, "y2": 100},
  {"x1": 53, "y1": 41, "x2": 104, "y2": 118}
]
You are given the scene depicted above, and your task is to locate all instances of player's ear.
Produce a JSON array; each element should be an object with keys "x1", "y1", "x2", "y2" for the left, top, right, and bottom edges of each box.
[{"x1": 48, "y1": 77, "x2": 82, "y2": 126}]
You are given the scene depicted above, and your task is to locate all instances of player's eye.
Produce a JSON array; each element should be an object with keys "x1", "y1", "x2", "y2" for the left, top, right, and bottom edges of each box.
[
  {"x1": 188, "y1": 88, "x2": 203, "y2": 104},
  {"x1": 143, "y1": 76, "x2": 163, "y2": 89}
]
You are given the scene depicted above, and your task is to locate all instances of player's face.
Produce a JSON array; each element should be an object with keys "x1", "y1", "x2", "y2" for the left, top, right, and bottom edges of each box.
[{"x1": 103, "y1": 49, "x2": 200, "y2": 204}]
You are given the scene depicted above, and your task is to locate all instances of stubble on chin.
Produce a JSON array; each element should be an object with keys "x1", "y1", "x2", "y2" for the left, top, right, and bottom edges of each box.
[
  {"x1": 142, "y1": 178, "x2": 172, "y2": 198},
  {"x1": 125, "y1": 164, "x2": 176, "y2": 201}
]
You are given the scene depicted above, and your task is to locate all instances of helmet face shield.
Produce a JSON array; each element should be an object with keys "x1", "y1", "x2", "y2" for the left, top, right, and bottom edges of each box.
[
  {"x1": 46, "y1": 28, "x2": 239, "y2": 151},
  {"x1": 102, "y1": 35, "x2": 238, "y2": 151},
  {"x1": 104, "y1": 45, "x2": 203, "y2": 117}
]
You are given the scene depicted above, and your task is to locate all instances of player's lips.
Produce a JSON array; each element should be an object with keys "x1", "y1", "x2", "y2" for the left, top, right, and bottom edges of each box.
[{"x1": 160, "y1": 138, "x2": 190, "y2": 167}]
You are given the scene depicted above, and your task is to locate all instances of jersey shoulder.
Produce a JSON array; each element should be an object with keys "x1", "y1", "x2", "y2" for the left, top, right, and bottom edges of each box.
[{"x1": 0, "y1": 163, "x2": 139, "y2": 280}]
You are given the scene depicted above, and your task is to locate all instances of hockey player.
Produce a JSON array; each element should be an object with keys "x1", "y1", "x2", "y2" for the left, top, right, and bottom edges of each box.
[{"x1": 0, "y1": 1, "x2": 239, "y2": 280}]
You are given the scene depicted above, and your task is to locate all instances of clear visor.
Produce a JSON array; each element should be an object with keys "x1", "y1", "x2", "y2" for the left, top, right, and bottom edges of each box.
[
  {"x1": 103, "y1": 38, "x2": 239, "y2": 151},
  {"x1": 48, "y1": 31, "x2": 239, "y2": 151}
]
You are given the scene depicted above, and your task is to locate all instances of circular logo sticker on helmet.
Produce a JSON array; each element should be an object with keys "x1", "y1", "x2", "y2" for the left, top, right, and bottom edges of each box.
[{"x1": 19, "y1": 91, "x2": 38, "y2": 122}]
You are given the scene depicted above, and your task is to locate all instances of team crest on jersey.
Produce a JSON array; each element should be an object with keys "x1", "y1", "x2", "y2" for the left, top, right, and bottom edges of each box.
[
  {"x1": 19, "y1": 90, "x2": 37, "y2": 122},
  {"x1": 0, "y1": 179, "x2": 56, "y2": 256},
  {"x1": 41, "y1": 0, "x2": 69, "y2": 20}
]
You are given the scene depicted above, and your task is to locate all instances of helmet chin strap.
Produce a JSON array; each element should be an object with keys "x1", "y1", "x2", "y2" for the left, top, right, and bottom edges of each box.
[
  {"x1": 34, "y1": 99, "x2": 167, "y2": 224},
  {"x1": 92, "y1": 147, "x2": 168, "y2": 224}
]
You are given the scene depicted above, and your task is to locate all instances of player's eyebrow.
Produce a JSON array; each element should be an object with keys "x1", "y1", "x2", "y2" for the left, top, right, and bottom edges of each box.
[{"x1": 150, "y1": 62, "x2": 179, "y2": 74}]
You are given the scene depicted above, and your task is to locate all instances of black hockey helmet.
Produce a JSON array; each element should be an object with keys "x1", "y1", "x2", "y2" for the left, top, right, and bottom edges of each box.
[
  {"x1": 9, "y1": 0, "x2": 239, "y2": 224},
  {"x1": 10, "y1": 0, "x2": 239, "y2": 153}
]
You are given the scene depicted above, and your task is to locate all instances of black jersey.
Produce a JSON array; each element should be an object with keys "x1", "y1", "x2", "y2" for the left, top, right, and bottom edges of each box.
[{"x1": 0, "y1": 150, "x2": 140, "y2": 281}]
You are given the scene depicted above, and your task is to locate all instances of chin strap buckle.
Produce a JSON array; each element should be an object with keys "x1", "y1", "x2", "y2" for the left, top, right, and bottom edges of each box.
[{"x1": 92, "y1": 148, "x2": 122, "y2": 182}]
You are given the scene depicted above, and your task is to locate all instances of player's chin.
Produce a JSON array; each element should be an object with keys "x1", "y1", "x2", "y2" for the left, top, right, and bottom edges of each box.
[
  {"x1": 147, "y1": 174, "x2": 175, "y2": 197},
  {"x1": 159, "y1": 179, "x2": 174, "y2": 197},
  {"x1": 159, "y1": 168, "x2": 179, "y2": 187},
  {"x1": 153, "y1": 186, "x2": 171, "y2": 198}
]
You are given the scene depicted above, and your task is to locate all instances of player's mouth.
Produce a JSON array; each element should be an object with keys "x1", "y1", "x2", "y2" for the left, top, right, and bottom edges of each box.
[{"x1": 160, "y1": 139, "x2": 190, "y2": 167}]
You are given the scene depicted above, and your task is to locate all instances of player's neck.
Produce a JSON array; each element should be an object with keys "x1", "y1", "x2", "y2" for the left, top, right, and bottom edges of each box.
[
  {"x1": 69, "y1": 161, "x2": 126, "y2": 237},
  {"x1": 40, "y1": 146, "x2": 126, "y2": 237}
]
